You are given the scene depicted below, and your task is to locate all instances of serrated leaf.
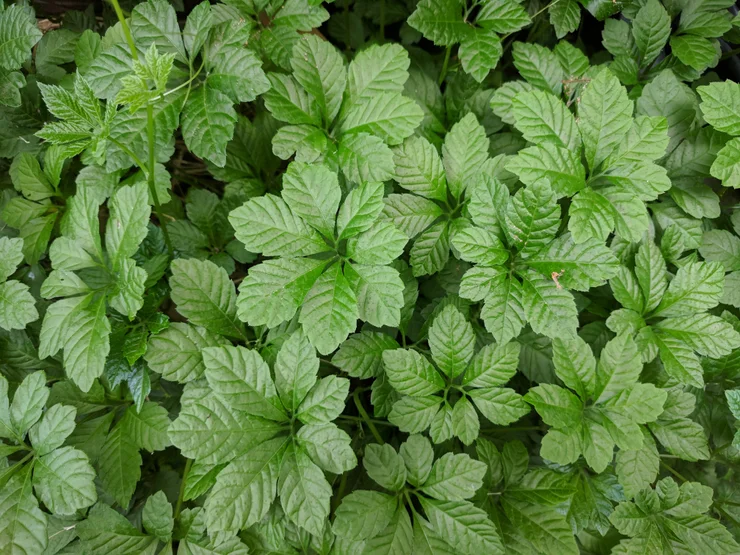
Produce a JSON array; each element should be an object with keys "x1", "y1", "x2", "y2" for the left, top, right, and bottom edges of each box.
[
  {"x1": 279, "y1": 445, "x2": 332, "y2": 536},
  {"x1": 181, "y1": 85, "x2": 237, "y2": 167}
]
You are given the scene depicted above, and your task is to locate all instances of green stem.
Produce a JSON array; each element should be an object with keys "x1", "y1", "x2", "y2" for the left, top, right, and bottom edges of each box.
[
  {"x1": 331, "y1": 471, "x2": 349, "y2": 516},
  {"x1": 660, "y1": 460, "x2": 688, "y2": 483},
  {"x1": 146, "y1": 103, "x2": 174, "y2": 259},
  {"x1": 353, "y1": 389, "x2": 384, "y2": 445},
  {"x1": 109, "y1": 0, "x2": 139, "y2": 62},
  {"x1": 438, "y1": 45, "x2": 452, "y2": 86},
  {"x1": 338, "y1": 415, "x2": 396, "y2": 427},
  {"x1": 174, "y1": 458, "x2": 193, "y2": 519},
  {"x1": 721, "y1": 47, "x2": 740, "y2": 61}
]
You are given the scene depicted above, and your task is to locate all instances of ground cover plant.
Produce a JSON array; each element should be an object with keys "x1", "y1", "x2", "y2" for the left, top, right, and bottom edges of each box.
[{"x1": 2, "y1": 0, "x2": 740, "y2": 553}]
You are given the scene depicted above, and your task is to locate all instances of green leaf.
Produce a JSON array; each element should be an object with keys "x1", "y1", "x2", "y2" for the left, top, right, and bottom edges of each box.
[
  {"x1": 337, "y1": 181, "x2": 385, "y2": 241},
  {"x1": 451, "y1": 226, "x2": 508, "y2": 266},
  {"x1": 419, "y1": 498, "x2": 503, "y2": 555},
  {"x1": 142, "y1": 491, "x2": 173, "y2": 542},
  {"x1": 552, "y1": 335, "x2": 596, "y2": 400},
  {"x1": 512, "y1": 42, "x2": 564, "y2": 95},
  {"x1": 181, "y1": 85, "x2": 237, "y2": 167},
  {"x1": 168, "y1": 393, "x2": 283, "y2": 464},
  {"x1": 594, "y1": 333, "x2": 642, "y2": 403},
  {"x1": 0, "y1": 280, "x2": 38, "y2": 332},
  {"x1": 345, "y1": 263, "x2": 404, "y2": 328},
  {"x1": 363, "y1": 443, "x2": 407, "y2": 491},
  {"x1": 635, "y1": 240, "x2": 668, "y2": 313},
  {"x1": 339, "y1": 133, "x2": 395, "y2": 184},
  {"x1": 9, "y1": 153, "x2": 54, "y2": 201},
  {"x1": 505, "y1": 143, "x2": 585, "y2": 198},
  {"x1": 282, "y1": 162, "x2": 340, "y2": 238},
  {"x1": 347, "y1": 222, "x2": 408, "y2": 266},
  {"x1": 382, "y1": 193, "x2": 445, "y2": 238},
  {"x1": 442, "y1": 113, "x2": 489, "y2": 199},
  {"x1": 299, "y1": 264, "x2": 358, "y2": 355},
  {"x1": 291, "y1": 35, "x2": 345, "y2": 124},
  {"x1": 578, "y1": 68, "x2": 633, "y2": 172},
  {"x1": 463, "y1": 342, "x2": 519, "y2": 388},
  {"x1": 428, "y1": 305, "x2": 475, "y2": 378},
  {"x1": 654, "y1": 334, "x2": 704, "y2": 387},
  {"x1": 0, "y1": 466, "x2": 47, "y2": 554},
  {"x1": 655, "y1": 313, "x2": 740, "y2": 358},
  {"x1": 274, "y1": 329, "x2": 318, "y2": 412},
  {"x1": 334, "y1": 491, "x2": 398, "y2": 540},
  {"x1": 632, "y1": 0, "x2": 670, "y2": 67},
  {"x1": 616, "y1": 430, "x2": 659, "y2": 498},
  {"x1": 500, "y1": 496, "x2": 577, "y2": 555},
  {"x1": 710, "y1": 138, "x2": 740, "y2": 188},
  {"x1": 170, "y1": 258, "x2": 244, "y2": 339},
  {"x1": 410, "y1": 221, "x2": 450, "y2": 277},
  {"x1": 549, "y1": 0, "x2": 580, "y2": 39},
  {"x1": 183, "y1": 1, "x2": 212, "y2": 60},
  {"x1": 365, "y1": 503, "x2": 414, "y2": 554},
  {"x1": 130, "y1": 0, "x2": 187, "y2": 63},
  {"x1": 654, "y1": 261, "x2": 725, "y2": 317},
  {"x1": 63, "y1": 297, "x2": 111, "y2": 393},
  {"x1": 29, "y1": 404, "x2": 76, "y2": 456},
  {"x1": 279, "y1": 445, "x2": 332, "y2": 536},
  {"x1": 203, "y1": 345, "x2": 287, "y2": 422},
  {"x1": 400, "y1": 434, "x2": 434, "y2": 487},
  {"x1": 505, "y1": 181, "x2": 560, "y2": 257},
  {"x1": 392, "y1": 136, "x2": 447, "y2": 202},
  {"x1": 207, "y1": 38, "x2": 269, "y2": 104},
  {"x1": 332, "y1": 331, "x2": 399, "y2": 379},
  {"x1": 480, "y1": 270, "x2": 527, "y2": 343},
  {"x1": 421, "y1": 452, "x2": 487, "y2": 500},
  {"x1": 568, "y1": 188, "x2": 615, "y2": 244},
  {"x1": 698, "y1": 81, "x2": 740, "y2": 136},
  {"x1": 204, "y1": 437, "x2": 286, "y2": 534},
  {"x1": 524, "y1": 234, "x2": 619, "y2": 290},
  {"x1": 476, "y1": 0, "x2": 530, "y2": 34},
  {"x1": 118, "y1": 402, "x2": 170, "y2": 452},
  {"x1": 145, "y1": 323, "x2": 229, "y2": 383},
  {"x1": 459, "y1": 30, "x2": 502, "y2": 83},
  {"x1": 511, "y1": 89, "x2": 579, "y2": 149},
  {"x1": 296, "y1": 375, "x2": 349, "y2": 424},
  {"x1": 347, "y1": 43, "x2": 410, "y2": 105},
  {"x1": 237, "y1": 258, "x2": 328, "y2": 327},
  {"x1": 339, "y1": 93, "x2": 423, "y2": 146},
  {"x1": 98, "y1": 426, "x2": 142, "y2": 508},
  {"x1": 264, "y1": 73, "x2": 321, "y2": 126},
  {"x1": 408, "y1": 0, "x2": 470, "y2": 46},
  {"x1": 33, "y1": 446, "x2": 96, "y2": 515},
  {"x1": 106, "y1": 183, "x2": 150, "y2": 271},
  {"x1": 525, "y1": 383, "x2": 582, "y2": 428},
  {"x1": 521, "y1": 273, "x2": 578, "y2": 339},
  {"x1": 9, "y1": 371, "x2": 48, "y2": 439},
  {"x1": 0, "y1": 5, "x2": 42, "y2": 71},
  {"x1": 77, "y1": 503, "x2": 156, "y2": 553},
  {"x1": 297, "y1": 423, "x2": 356, "y2": 473},
  {"x1": 382, "y1": 348, "x2": 445, "y2": 396},
  {"x1": 389, "y1": 395, "x2": 441, "y2": 433},
  {"x1": 670, "y1": 35, "x2": 718, "y2": 71}
]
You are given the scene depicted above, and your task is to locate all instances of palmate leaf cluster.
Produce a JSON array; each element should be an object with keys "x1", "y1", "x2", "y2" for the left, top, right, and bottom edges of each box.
[{"x1": 2, "y1": 0, "x2": 740, "y2": 554}]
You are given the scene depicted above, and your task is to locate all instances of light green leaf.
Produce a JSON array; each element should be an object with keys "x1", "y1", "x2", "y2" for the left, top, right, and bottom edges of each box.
[
  {"x1": 118, "y1": 402, "x2": 170, "y2": 453},
  {"x1": 451, "y1": 226, "x2": 508, "y2": 266},
  {"x1": 698, "y1": 81, "x2": 740, "y2": 136},
  {"x1": 521, "y1": 273, "x2": 578, "y2": 339},
  {"x1": 297, "y1": 423, "x2": 356, "y2": 473},
  {"x1": 332, "y1": 331, "x2": 399, "y2": 379},
  {"x1": 0, "y1": 280, "x2": 38, "y2": 332},
  {"x1": 347, "y1": 43, "x2": 410, "y2": 105},
  {"x1": 203, "y1": 345, "x2": 287, "y2": 422},
  {"x1": 345, "y1": 263, "x2": 404, "y2": 328},
  {"x1": 512, "y1": 42, "x2": 564, "y2": 95},
  {"x1": 410, "y1": 221, "x2": 450, "y2": 277},
  {"x1": 364, "y1": 443, "x2": 407, "y2": 491},
  {"x1": 392, "y1": 135, "x2": 447, "y2": 202},
  {"x1": 334, "y1": 491, "x2": 398, "y2": 540},
  {"x1": 407, "y1": 0, "x2": 471, "y2": 46},
  {"x1": 549, "y1": 0, "x2": 580, "y2": 38},
  {"x1": 710, "y1": 138, "x2": 740, "y2": 188},
  {"x1": 29, "y1": 404, "x2": 76, "y2": 456},
  {"x1": 0, "y1": 466, "x2": 47, "y2": 555},
  {"x1": 170, "y1": 258, "x2": 244, "y2": 339},
  {"x1": 428, "y1": 305, "x2": 475, "y2": 378},
  {"x1": 281, "y1": 162, "x2": 340, "y2": 238},
  {"x1": 505, "y1": 181, "x2": 560, "y2": 258},
  {"x1": 578, "y1": 68, "x2": 633, "y2": 172},
  {"x1": 511, "y1": 89, "x2": 579, "y2": 149},
  {"x1": 382, "y1": 193, "x2": 444, "y2": 238},
  {"x1": 98, "y1": 426, "x2": 142, "y2": 508},
  {"x1": 204, "y1": 437, "x2": 286, "y2": 534},
  {"x1": 279, "y1": 445, "x2": 332, "y2": 536},
  {"x1": 568, "y1": 187, "x2": 615, "y2": 244},
  {"x1": 181, "y1": 85, "x2": 237, "y2": 167},
  {"x1": 632, "y1": 0, "x2": 670, "y2": 67},
  {"x1": 142, "y1": 491, "x2": 173, "y2": 542},
  {"x1": 459, "y1": 30, "x2": 502, "y2": 83},
  {"x1": 63, "y1": 297, "x2": 111, "y2": 393},
  {"x1": 421, "y1": 453, "x2": 487, "y2": 500},
  {"x1": 505, "y1": 143, "x2": 586, "y2": 198},
  {"x1": 594, "y1": 333, "x2": 642, "y2": 403},
  {"x1": 347, "y1": 222, "x2": 408, "y2": 266},
  {"x1": 338, "y1": 133, "x2": 395, "y2": 184},
  {"x1": 670, "y1": 35, "x2": 718, "y2": 71},
  {"x1": 382, "y1": 348, "x2": 445, "y2": 396},
  {"x1": 296, "y1": 375, "x2": 349, "y2": 424},
  {"x1": 337, "y1": 181, "x2": 385, "y2": 241},
  {"x1": 274, "y1": 329, "x2": 318, "y2": 412},
  {"x1": 299, "y1": 264, "x2": 358, "y2": 355},
  {"x1": 480, "y1": 274, "x2": 526, "y2": 344},
  {"x1": 654, "y1": 261, "x2": 725, "y2": 317},
  {"x1": 291, "y1": 35, "x2": 345, "y2": 124},
  {"x1": 237, "y1": 258, "x2": 328, "y2": 328},
  {"x1": 419, "y1": 498, "x2": 503, "y2": 555},
  {"x1": 145, "y1": 323, "x2": 229, "y2": 383},
  {"x1": 33, "y1": 446, "x2": 96, "y2": 515},
  {"x1": 0, "y1": 5, "x2": 42, "y2": 71},
  {"x1": 339, "y1": 93, "x2": 423, "y2": 146},
  {"x1": 130, "y1": 0, "x2": 186, "y2": 62},
  {"x1": 442, "y1": 113, "x2": 489, "y2": 199},
  {"x1": 389, "y1": 395, "x2": 441, "y2": 433}
]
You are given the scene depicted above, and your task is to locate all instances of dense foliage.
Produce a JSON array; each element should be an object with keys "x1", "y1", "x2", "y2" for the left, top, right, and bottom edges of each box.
[{"x1": 2, "y1": 0, "x2": 740, "y2": 553}]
